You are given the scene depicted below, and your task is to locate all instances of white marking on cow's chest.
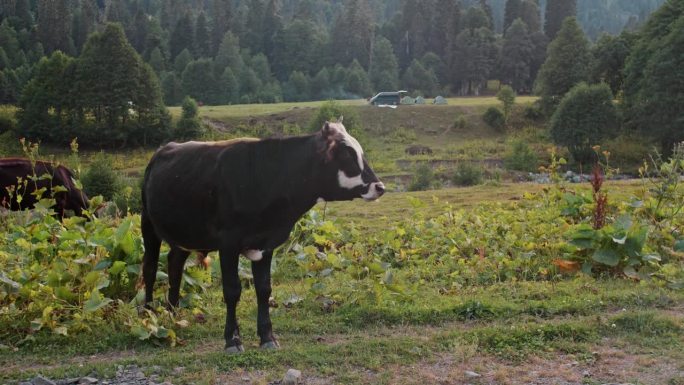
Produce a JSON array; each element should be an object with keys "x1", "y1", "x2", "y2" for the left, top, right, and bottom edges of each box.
[
  {"x1": 338, "y1": 170, "x2": 364, "y2": 190},
  {"x1": 244, "y1": 249, "x2": 263, "y2": 261}
]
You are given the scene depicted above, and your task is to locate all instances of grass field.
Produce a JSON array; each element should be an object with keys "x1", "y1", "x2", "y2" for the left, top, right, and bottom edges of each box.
[{"x1": 3, "y1": 180, "x2": 683, "y2": 385}]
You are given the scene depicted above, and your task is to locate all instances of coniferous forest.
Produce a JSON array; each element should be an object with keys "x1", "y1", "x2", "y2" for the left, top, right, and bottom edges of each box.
[{"x1": 0, "y1": 0, "x2": 674, "y2": 147}]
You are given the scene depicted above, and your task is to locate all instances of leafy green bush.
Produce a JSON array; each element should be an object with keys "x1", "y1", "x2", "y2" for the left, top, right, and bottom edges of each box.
[
  {"x1": 483, "y1": 106, "x2": 505, "y2": 130},
  {"x1": 409, "y1": 163, "x2": 436, "y2": 191},
  {"x1": 504, "y1": 140, "x2": 539, "y2": 172},
  {"x1": 0, "y1": 105, "x2": 16, "y2": 134},
  {"x1": 453, "y1": 115, "x2": 467, "y2": 130},
  {"x1": 308, "y1": 100, "x2": 363, "y2": 139},
  {"x1": 174, "y1": 96, "x2": 204, "y2": 140},
  {"x1": 452, "y1": 162, "x2": 483, "y2": 186},
  {"x1": 113, "y1": 176, "x2": 143, "y2": 214},
  {"x1": 82, "y1": 152, "x2": 122, "y2": 201},
  {"x1": 550, "y1": 83, "x2": 618, "y2": 164}
]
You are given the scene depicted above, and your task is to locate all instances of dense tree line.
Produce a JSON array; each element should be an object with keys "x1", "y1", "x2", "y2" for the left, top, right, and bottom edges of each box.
[{"x1": 0, "y1": 0, "x2": 663, "y2": 109}]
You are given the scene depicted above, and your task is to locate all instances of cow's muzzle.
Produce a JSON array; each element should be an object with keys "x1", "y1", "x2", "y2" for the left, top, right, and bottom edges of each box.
[{"x1": 362, "y1": 182, "x2": 385, "y2": 201}]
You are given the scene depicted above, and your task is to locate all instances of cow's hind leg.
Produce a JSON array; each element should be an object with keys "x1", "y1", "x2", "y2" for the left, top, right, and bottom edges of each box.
[
  {"x1": 220, "y1": 247, "x2": 243, "y2": 353},
  {"x1": 167, "y1": 247, "x2": 191, "y2": 308},
  {"x1": 252, "y1": 249, "x2": 278, "y2": 349},
  {"x1": 141, "y1": 212, "x2": 162, "y2": 306}
]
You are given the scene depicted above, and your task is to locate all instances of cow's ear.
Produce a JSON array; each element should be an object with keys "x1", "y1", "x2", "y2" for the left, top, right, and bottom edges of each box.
[
  {"x1": 337, "y1": 115, "x2": 344, "y2": 124},
  {"x1": 321, "y1": 122, "x2": 337, "y2": 161},
  {"x1": 322, "y1": 121, "x2": 339, "y2": 139}
]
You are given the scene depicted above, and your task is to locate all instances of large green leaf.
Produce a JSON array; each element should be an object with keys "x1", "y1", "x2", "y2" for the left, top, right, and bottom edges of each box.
[
  {"x1": 83, "y1": 290, "x2": 112, "y2": 313},
  {"x1": 592, "y1": 247, "x2": 620, "y2": 267}
]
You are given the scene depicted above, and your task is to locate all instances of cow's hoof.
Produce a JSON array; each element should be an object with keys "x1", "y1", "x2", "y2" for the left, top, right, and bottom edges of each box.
[
  {"x1": 260, "y1": 340, "x2": 280, "y2": 350},
  {"x1": 225, "y1": 344, "x2": 245, "y2": 354}
]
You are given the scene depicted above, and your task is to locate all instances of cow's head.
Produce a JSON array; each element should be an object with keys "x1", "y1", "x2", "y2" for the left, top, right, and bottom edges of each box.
[{"x1": 319, "y1": 118, "x2": 384, "y2": 201}]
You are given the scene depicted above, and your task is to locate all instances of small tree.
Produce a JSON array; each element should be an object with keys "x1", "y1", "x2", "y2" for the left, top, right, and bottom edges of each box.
[
  {"x1": 82, "y1": 152, "x2": 121, "y2": 200},
  {"x1": 497, "y1": 85, "x2": 516, "y2": 126},
  {"x1": 550, "y1": 83, "x2": 617, "y2": 164},
  {"x1": 175, "y1": 96, "x2": 203, "y2": 140}
]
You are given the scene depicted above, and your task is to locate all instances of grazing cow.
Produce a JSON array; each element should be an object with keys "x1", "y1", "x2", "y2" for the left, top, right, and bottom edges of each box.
[
  {"x1": 0, "y1": 158, "x2": 89, "y2": 217},
  {"x1": 141, "y1": 120, "x2": 384, "y2": 353}
]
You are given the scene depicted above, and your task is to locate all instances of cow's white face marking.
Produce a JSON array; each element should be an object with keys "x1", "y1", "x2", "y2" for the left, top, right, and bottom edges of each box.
[
  {"x1": 338, "y1": 170, "x2": 364, "y2": 190},
  {"x1": 328, "y1": 122, "x2": 364, "y2": 171},
  {"x1": 244, "y1": 249, "x2": 263, "y2": 261}
]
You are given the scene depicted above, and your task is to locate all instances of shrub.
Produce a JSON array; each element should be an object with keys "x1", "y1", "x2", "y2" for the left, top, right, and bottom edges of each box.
[
  {"x1": 175, "y1": 96, "x2": 204, "y2": 140},
  {"x1": 497, "y1": 85, "x2": 516, "y2": 125},
  {"x1": 453, "y1": 115, "x2": 467, "y2": 130},
  {"x1": 82, "y1": 152, "x2": 122, "y2": 201},
  {"x1": 308, "y1": 100, "x2": 363, "y2": 139},
  {"x1": 113, "y1": 176, "x2": 143, "y2": 214},
  {"x1": 389, "y1": 127, "x2": 417, "y2": 144},
  {"x1": 452, "y1": 162, "x2": 483, "y2": 186},
  {"x1": 524, "y1": 102, "x2": 544, "y2": 121},
  {"x1": 409, "y1": 163, "x2": 436, "y2": 191},
  {"x1": 483, "y1": 107, "x2": 505, "y2": 130},
  {"x1": 550, "y1": 83, "x2": 618, "y2": 164},
  {"x1": 504, "y1": 140, "x2": 539, "y2": 172},
  {"x1": 0, "y1": 106, "x2": 16, "y2": 134},
  {"x1": 603, "y1": 135, "x2": 653, "y2": 174}
]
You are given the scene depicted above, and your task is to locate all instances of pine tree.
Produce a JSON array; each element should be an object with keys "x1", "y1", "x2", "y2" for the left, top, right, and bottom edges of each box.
[
  {"x1": 345, "y1": 59, "x2": 371, "y2": 97},
  {"x1": 451, "y1": 26, "x2": 499, "y2": 95},
  {"x1": 14, "y1": 0, "x2": 32, "y2": 30},
  {"x1": 244, "y1": 0, "x2": 265, "y2": 54},
  {"x1": 170, "y1": 12, "x2": 194, "y2": 59},
  {"x1": 214, "y1": 31, "x2": 244, "y2": 76},
  {"x1": 272, "y1": 19, "x2": 325, "y2": 80},
  {"x1": 182, "y1": 58, "x2": 218, "y2": 104},
  {"x1": 504, "y1": 0, "x2": 522, "y2": 32},
  {"x1": 499, "y1": 18, "x2": 533, "y2": 92},
  {"x1": 369, "y1": 36, "x2": 399, "y2": 92},
  {"x1": 283, "y1": 70, "x2": 310, "y2": 101},
  {"x1": 330, "y1": 0, "x2": 373, "y2": 69},
  {"x1": 173, "y1": 48, "x2": 193, "y2": 74},
  {"x1": 518, "y1": 0, "x2": 541, "y2": 33},
  {"x1": 210, "y1": 0, "x2": 232, "y2": 56},
  {"x1": 72, "y1": 23, "x2": 169, "y2": 145},
  {"x1": 402, "y1": 59, "x2": 438, "y2": 96},
  {"x1": 431, "y1": 0, "x2": 461, "y2": 59},
  {"x1": 195, "y1": 12, "x2": 211, "y2": 58},
  {"x1": 262, "y1": 0, "x2": 283, "y2": 61},
  {"x1": 590, "y1": 33, "x2": 633, "y2": 95},
  {"x1": 310, "y1": 67, "x2": 331, "y2": 99},
  {"x1": 623, "y1": 0, "x2": 684, "y2": 154},
  {"x1": 535, "y1": 17, "x2": 590, "y2": 113},
  {"x1": 149, "y1": 47, "x2": 165, "y2": 73},
  {"x1": 175, "y1": 96, "x2": 203, "y2": 140},
  {"x1": 398, "y1": 0, "x2": 432, "y2": 69},
  {"x1": 529, "y1": 30, "x2": 548, "y2": 90},
  {"x1": 545, "y1": 0, "x2": 577, "y2": 40},
  {"x1": 37, "y1": 0, "x2": 74, "y2": 54},
  {"x1": 219, "y1": 66, "x2": 239, "y2": 104},
  {"x1": 0, "y1": 48, "x2": 10, "y2": 71},
  {"x1": 161, "y1": 71, "x2": 183, "y2": 105},
  {"x1": 131, "y1": 8, "x2": 149, "y2": 54}
]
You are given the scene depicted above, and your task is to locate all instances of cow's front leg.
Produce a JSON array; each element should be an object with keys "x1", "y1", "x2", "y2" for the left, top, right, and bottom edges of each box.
[
  {"x1": 220, "y1": 247, "x2": 243, "y2": 353},
  {"x1": 251, "y1": 249, "x2": 278, "y2": 349}
]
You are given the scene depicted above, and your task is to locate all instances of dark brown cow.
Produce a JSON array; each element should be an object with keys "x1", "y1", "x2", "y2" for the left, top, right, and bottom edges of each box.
[{"x1": 0, "y1": 158, "x2": 89, "y2": 217}]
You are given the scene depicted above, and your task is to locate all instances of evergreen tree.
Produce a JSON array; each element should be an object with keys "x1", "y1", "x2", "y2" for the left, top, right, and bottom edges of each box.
[
  {"x1": 71, "y1": 23, "x2": 169, "y2": 146},
  {"x1": 479, "y1": 0, "x2": 495, "y2": 30},
  {"x1": 499, "y1": 18, "x2": 533, "y2": 92},
  {"x1": 272, "y1": 19, "x2": 326, "y2": 80},
  {"x1": 345, "y1": 59, "x2": 371, "y2": 97},
  {"x1": 195, "y1": 12, "x2": 211, "y2": 58},
  {"x1": 535, "y1": 17, "x2": 590, "y2": 113},
  {"x1": 239, "y1": 66, "x2": 262, "y2": 101},
  {"x1": 431, "y1": 0, "x2": 461, "y2": 59},
  {"x1": 161, "y1": 71, "x2": 183, "y2": 106},
  {"x1": 283, "y1": 70, "x2": 310, "y2": 101},
  {"x1": 310, "y1": 67, "x2": 330, "y2": 99},
  {"x1": 545, "y1": 0, "x2": 577, "y2": 40},
  {"x1": 175, "y1": 96, "x2": 203, "y2": 140},
  {"x1": 210, "y1": 0, "x2": 232, "y2": 56},
  {"x1": 463, "y1": 6, "x2": 491, "y2": 30},
  {"x1": 173, "y1": 48, "x2": 193, "y2": 73},
  {"x1": 397, "y1": 0, "x2": 432, "y2": 69},
  {"x1": 369, "y1": 36, "x2": 399, "y2": 92},
  {"x1": 182, "y1": 58, "x2": 218, "y2": 104},
  {"x1": 219, "y1": 66, "x2": 239, "y2": 104},
  {"x1": 131, "y1": 8, "x2": 149, "y2": 54},
  {"x1": 243, "y1": 0, "x2": 265, "y2": 53},
  {"x1": 504, "y1": 0, "x2": 522, "y2": 32},
  {"x1": 420, "y1": 52, "x2": 447, "y2": 86},
  {"x1": 590, "y1": 32, "x2": 634, "y2": 95},
  {"x1": 37, "y1": 0, "x2": 74, "y2": 54},
  {"x1": 451, "y1": 26, "x2": 499, "y2": 95},
  {"x1": 170, "y1": 12, "x2": 194, "y2": 59},
  {"x1": 330, "y1": 0, "x2": 373, "y2": 69},
  {"x1": 518, "y1": 0, "x2": 541, "y2": 33},
  {"x1": 149, "y1": 46, "x2": 165, "y2": 73},
  {"x1": 214, "y1": 31, "x2": 244, "y2": 76},
  {"x1": 262, "y1": 0, "x2": 283, "y2": 61},
  {"x1": 0, "y1": 69, "x2": 20, "y2": 104},
  {"x1": 402, "y1": 59, "x2": 438, "y2": 96},
  {"x1": 0, "y1": 47, "x2": 9, "y2": 70},
  {"x1": 17, "y1": 52, "x2": 73, "y2": 141},
  {"x1": 550, "y1": 82, "x2": 617, "y2": 163},
  {"x1": 104, "y1": 0, "x2": 130, "y2": 25},
  {"x1": 623, "y1": 0, "x2": 684, "y2": 154},
  {"x1": 14, "y1": 0, "x2": 32, "y2": 30},
  {"x1": 528, "y1": 30, "x2": 548, "y2": 91}
]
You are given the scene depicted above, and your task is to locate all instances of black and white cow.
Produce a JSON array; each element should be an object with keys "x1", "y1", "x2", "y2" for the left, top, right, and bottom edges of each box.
[{"x1": 141, "y1": 119, "x2": 384, "y2": 353}]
